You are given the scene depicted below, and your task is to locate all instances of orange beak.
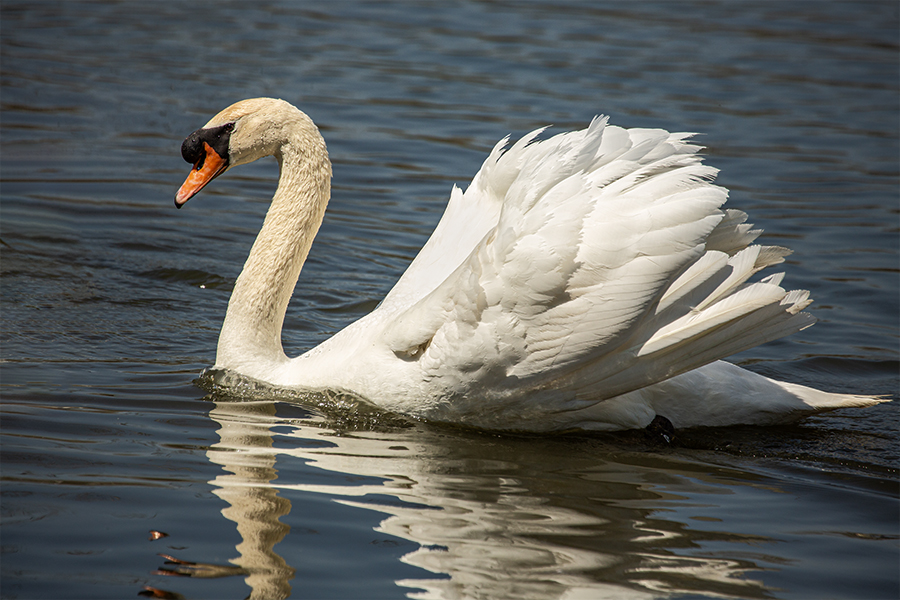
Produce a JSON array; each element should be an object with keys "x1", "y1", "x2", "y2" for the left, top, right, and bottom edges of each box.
[{"x1": 175, "y1": 142, "x2": 229, "y2": 208}]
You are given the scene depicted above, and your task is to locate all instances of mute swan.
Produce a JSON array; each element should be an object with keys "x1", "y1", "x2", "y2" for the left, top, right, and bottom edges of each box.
[{"x1": 175, "y1": 98, "x2": 884, "y2": 432}]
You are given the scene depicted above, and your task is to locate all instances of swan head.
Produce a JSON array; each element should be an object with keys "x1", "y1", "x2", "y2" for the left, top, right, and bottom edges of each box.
[{"x1": 175, "y1": 97, "x2": 313, "y2": 207}]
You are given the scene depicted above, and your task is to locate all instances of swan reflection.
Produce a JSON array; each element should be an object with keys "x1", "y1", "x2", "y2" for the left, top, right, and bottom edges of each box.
[
  {"x1": 192, "y1": 396, "x2": 775, "y2": 599},
  {"x1": 207, "y1": 401, "x2": 294, "y2": 599}
]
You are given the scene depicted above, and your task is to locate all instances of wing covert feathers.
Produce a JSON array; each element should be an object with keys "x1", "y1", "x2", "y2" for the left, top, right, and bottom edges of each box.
[{"x1": 385, "y1": 118, "x2": 819, "y2": 407}]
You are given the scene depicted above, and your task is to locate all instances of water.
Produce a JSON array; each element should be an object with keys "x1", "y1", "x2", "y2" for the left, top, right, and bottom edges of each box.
[{"x1": 1, "y1": 1, "x2": 897, "y2": 598}]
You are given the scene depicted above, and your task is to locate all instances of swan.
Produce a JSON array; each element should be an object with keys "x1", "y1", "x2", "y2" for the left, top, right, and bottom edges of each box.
[{"x1": 174, "y1": 97, "x2": 884, "y2": 432}]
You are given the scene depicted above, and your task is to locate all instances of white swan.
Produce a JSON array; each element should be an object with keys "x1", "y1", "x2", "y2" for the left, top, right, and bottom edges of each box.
[{"x1": 175, "y1": 98, "x2": 884, "y2": 432}]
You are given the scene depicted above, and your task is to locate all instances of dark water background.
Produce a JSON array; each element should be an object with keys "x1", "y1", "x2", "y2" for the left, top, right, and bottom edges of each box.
[{"x1": 1, "y1": 1, "x2": 898, "y2": 599}]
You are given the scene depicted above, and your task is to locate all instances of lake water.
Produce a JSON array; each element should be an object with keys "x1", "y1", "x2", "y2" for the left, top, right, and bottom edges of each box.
[{"x1": 1, "y1": 1, "x2": 898, "y2": 598}]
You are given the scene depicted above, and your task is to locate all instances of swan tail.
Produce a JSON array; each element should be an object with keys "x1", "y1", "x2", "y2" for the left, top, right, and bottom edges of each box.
[
  {"x1": 611, "y1": 361, "x2": 889, "y2": 431},
  {"x1": 631, "y1": 362, "x2": 892, "y2": 430},
  {"x1": 773, "y1": 379, "x2": 890, "y2": 411}
]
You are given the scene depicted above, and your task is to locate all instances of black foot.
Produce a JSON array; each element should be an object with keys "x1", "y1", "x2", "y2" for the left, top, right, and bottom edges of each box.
[{"x1": 645, "y1": 415, "x2": 675, "y2": 445}]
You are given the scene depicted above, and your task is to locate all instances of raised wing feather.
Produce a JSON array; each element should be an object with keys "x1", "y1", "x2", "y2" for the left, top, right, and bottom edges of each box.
[
  {"x1": 383, "y1": 119, "x2": 812, "y2": 408},
  {"x1": 376, "y1": 135, "x2": 518, "y2": 314}
]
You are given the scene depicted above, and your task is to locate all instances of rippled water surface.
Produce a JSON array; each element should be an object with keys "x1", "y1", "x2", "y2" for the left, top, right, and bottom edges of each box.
[{"x1": 2, "y1": 1, "x2": 898, "y2": 599}]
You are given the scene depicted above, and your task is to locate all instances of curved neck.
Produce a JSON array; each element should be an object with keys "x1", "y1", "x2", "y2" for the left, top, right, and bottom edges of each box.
[{"x1": 216, "y1": 126, "x2": 331, "y2": 376}]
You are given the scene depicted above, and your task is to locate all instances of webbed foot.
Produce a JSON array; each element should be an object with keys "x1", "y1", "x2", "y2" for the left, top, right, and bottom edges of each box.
[{"x1": 645, "y1": 415, "x2": 675, "y2": 445}]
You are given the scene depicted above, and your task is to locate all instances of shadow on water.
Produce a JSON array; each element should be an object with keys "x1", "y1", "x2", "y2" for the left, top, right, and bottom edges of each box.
[{"x1": 138, "y1": 375, "x2": 898, "y2": 600}]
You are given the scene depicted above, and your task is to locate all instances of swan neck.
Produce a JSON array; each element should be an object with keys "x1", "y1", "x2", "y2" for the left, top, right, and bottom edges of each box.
[{"x1": 216, "y1": 120, "x2": 331, "y2": 375}]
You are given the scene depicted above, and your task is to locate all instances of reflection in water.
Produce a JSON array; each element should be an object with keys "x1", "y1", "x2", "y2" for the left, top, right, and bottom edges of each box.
[
  {"x1": 207, "y1": 401, "x2": 295, "y2": 599},
  {"x1": 195, "y1": 397, "x2": 780, "y2": 600}
]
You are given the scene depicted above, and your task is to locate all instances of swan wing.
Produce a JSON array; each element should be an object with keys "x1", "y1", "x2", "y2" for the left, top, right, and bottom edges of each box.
[
  {"x1": 382, "y1": 119, "x2": 813, "y2": 409},
  {"x1": 376, "y1": 134, "x2": 527, "y2": 314}
]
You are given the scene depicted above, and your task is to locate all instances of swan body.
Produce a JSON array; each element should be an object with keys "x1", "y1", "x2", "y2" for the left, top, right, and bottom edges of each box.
[{"x1": 175, "y1": 98, "x2": 884, "y2": 432}]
